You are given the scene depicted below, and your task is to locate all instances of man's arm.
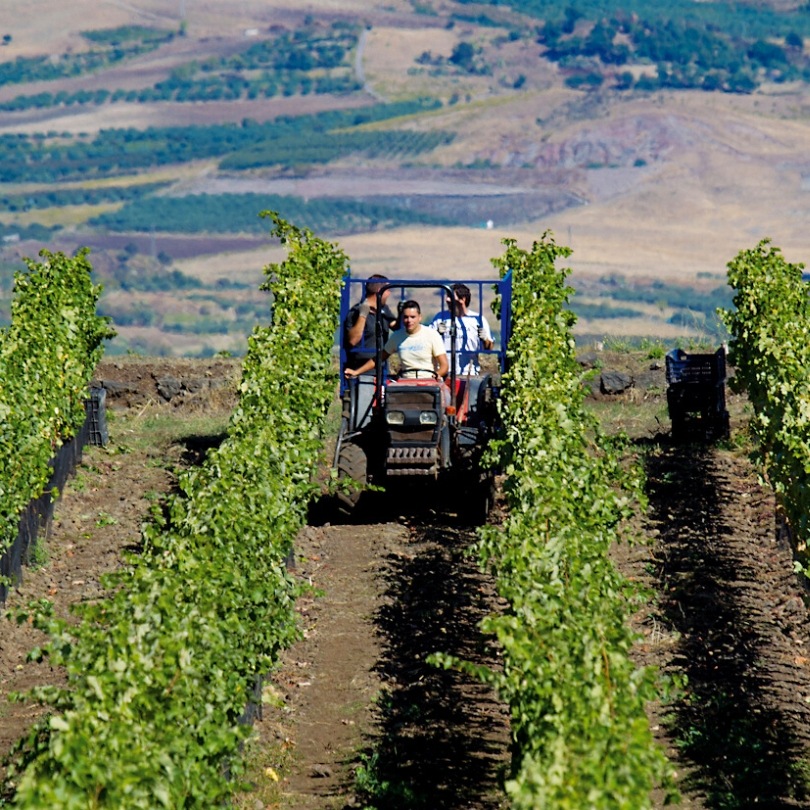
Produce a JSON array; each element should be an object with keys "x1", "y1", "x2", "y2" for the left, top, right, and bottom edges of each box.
[
  {"x1": 479, "y1": 316, "x2": 494, "y2": 350},
  {"x1": 346, "y1": 303, "x2": 370, "y2": 347},
  {"x1": 435, "y1": 352, "x2": 449, "y2": 378},
  {"x1": 427, "y1": 328, "x2": 449, "y2": 377},
  {"x1": 429, "y1": 310, "x2": 450, "y2": 336},
  {"x1": 382, "y1": 303, "x2": 399, "y2": 330},
  {"x1": 345, "y1": 350, "x2": 390, "y2": 378}
]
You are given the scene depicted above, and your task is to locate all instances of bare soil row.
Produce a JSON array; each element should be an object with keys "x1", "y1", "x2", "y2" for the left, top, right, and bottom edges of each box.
[{"x1": 4, "y1": 357, "x2": 810, "y2": 809}]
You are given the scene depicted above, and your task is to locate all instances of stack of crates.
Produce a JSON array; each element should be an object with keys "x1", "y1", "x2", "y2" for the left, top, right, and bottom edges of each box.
[
  {"x1": 665, "y1": 346, "x2": 730, "y2": 442},
  {"x1": 85, "y1": 386, "x2": 108, "y2": 446}
]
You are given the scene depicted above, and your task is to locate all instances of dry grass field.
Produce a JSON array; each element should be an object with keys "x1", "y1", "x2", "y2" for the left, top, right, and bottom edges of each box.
[{"x1": 1, "y1": 0, "x2": 810, "y2": 348}]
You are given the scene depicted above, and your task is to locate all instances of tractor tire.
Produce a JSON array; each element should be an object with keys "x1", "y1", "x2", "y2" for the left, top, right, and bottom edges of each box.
[
  {"x1": 456, "y1": 470, "x2": 495, "y2": 526},
  {"x1": 670, "y1": 416, "x2": 687, "y2": 444},
  {"x1": 474, "y1": 473, "x2": 496, "y2": 525},
  {"x1": 336, "y1": 439, "x2": 368, "y2": 519}
]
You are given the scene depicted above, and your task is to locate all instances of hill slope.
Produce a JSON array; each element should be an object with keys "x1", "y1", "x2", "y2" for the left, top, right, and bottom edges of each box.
[{"x1": 0, "y1": 0, "x2": 809, "y2": 353}]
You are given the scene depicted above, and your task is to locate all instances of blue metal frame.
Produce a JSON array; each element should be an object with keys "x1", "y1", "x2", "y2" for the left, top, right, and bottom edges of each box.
[{"x1": 338, "y1": 270, "x2": 513, "y2": 396}]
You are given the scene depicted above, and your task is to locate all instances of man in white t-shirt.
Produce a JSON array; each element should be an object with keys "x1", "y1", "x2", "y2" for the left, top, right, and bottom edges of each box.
[
  {"x1": 344, "y1": 300, "x2": 448, "y2": 381},
  {"x1": 430, "y1": 283, "x2": 494, "y2": 376}
]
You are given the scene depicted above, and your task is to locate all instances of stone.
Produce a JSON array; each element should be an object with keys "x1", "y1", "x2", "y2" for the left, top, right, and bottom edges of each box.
[
  {"x1": 600, "y1": 370, "x2": 634, "y2": 394},
  {"x1": 155, "y1": 375, "x2": 182, "y2": 401},
  {"x1": 577, "y1": 351, "x2": 600, "y2": 368}
]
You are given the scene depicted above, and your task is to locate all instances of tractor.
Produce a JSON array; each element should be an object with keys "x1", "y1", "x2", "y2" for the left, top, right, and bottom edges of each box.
[{"x1": 333, "y1": 273, "x2": 512, "y2": 523}]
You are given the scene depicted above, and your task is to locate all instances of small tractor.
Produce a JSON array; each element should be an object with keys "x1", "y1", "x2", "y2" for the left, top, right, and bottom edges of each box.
[
  {"x1": 333, "y1": 273, "x2": 512, "y2": 523},
  {"x1": 665, "y1": 345, "x2": 730, "y2": 442}
]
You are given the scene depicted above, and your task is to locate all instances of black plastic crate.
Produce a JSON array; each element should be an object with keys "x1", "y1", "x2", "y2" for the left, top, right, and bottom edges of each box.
[
  {"x1": 665, "y1": 346, "x2": 729, "y2": 442},
  {"x1": 665, "y1": 347, "x2": 726, "y2": 385},
  {"x1": 84, "y1": 386, "x2": 108, "y2": 447}
]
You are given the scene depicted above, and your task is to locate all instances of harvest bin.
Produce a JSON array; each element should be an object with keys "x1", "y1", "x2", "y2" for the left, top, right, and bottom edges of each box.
[
  {"x1": 666, "y1": 346, "x2": 730, "y2": 443},
  {"x1": 86, "y1": 386, "x2": 109, "y2": 447}
]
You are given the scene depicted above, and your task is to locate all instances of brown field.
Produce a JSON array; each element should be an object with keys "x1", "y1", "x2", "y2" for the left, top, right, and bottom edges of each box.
[{"x1": 2, "y1": 0, "x2": 810, "y2": 345}]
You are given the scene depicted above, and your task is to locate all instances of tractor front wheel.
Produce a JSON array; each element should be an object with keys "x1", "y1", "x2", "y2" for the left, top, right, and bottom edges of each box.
[{"x1": 336, "y1": 439, "x2": 368, "y2": 519}]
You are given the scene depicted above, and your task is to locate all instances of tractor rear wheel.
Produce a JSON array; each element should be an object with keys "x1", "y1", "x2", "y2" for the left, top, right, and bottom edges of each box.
[
  {"x1": 471, "y1": 472, "x2": 496, "y2": 525},
  {"x1": 336, "y1": 439, "x2": 368, "y2": 519},
  {"x1": 452, "y1": 469, "x2": 495, "y2": 526}
]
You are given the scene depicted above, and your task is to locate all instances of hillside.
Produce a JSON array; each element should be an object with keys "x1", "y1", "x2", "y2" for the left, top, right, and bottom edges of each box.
[{"x1": 0, "y1": 0, "x2": 809, "y2": 354}]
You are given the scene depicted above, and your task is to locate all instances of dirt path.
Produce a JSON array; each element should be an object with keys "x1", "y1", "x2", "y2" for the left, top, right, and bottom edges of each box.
[
  {"x1": 624, "y1": 442, "x2": 810, "y2": 808},
  {"x1": 252, "y1": 512, "x2": 512, "y2": 809}
]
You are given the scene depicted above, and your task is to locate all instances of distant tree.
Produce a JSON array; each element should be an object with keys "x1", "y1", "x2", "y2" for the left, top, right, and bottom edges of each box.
[
  {"x1": 786, "y1": 31, "x2": 804, "y2": 50},
  {"x1": 748, "y1": 39, "x2": 787, "y2": 69},
  {"x1": 727, "y1": 70, "x2": 756, "y2": 93},
  {"x1": 449, "y1": 41, "x2": 476, "y2": 72},
  {"x1": 701, "y1": 72, "x2": 723, "y2": 91},
  {"x1": 615, "y1": 71, "x2": 634, "y2": 90},
  {"x1": 538, "y1": 19, "x2": 562, "y2": 45},
  {"x1": 563, "y1": 6, "x2": 582, "y2": 35}
]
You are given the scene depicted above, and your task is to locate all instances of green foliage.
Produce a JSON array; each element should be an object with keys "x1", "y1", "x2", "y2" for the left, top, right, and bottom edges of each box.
[
  {"x1": 0, "y1": 27, "x2": 173, "y2": 87},
  {"x1": 527, "y1": 0, "x2": 810, "y2": 93},
  {"x1": 0, "y1": 222, "x2": 56, "y2": 242},
  {"x1": 89, "y1": 192, "x2": 456, "y2": 235},
  {"x1": 0, "y1": 182, "x2": 169, "y2": 212},
  {"x1": 0, "y1": 249, "x2": 114, "y2": 562},
  {"x1": 594, "y1": 276, "x2": 732, "y2": 336},
  {"x1": 449, "y1": 40, "x2": 477, "y2": 71},
  {"x1": 568, "y1": 300, "x2": 642, "y2": 320},
  {"x1": 432, "y1": 233, "x2": 672, "y2": 807},
  {"x1": 4, "y1": 217, "x2": 346, "y2": 806},
  {"x1": 81, "y1": 26, "x2": 176, "y2": 46},
  {"x1": 221, "y1": 128, "x2": 454, "y2": 171},
  {"x1": 0, "y1": 99, "x2": 445, "y2": 183},
  {"x1": 0, "y1": 22, "x2": 358, "y2": 113},
  {"x1": 719, "y1": 239, "x2": 810, "y2": 547}
]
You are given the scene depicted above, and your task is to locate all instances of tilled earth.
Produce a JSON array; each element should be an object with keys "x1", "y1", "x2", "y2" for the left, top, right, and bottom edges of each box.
[
  {"x1": 633, "y1": 444, "x2": 810, "y2": 808},
  {"x1": 3, "y1": 356, "x2": 810, "y2": 809},
  {"x1": 256, "y1": 515, "x2": 511, "y2": 810}
]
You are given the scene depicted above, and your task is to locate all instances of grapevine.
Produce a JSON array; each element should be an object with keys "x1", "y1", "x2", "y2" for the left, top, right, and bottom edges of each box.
[
  {"x1": 720, "y1": 238, "x2": 810, "y2": 547},
  {"x1": 434, "y1": 234, "x2": 672, "y2": 808},
  {"x1": 5, "y1": 216, "x2": 346, "y2": 807},
  {"x1": 0, "y1": 248, "x2": 114, "y2": 570}
]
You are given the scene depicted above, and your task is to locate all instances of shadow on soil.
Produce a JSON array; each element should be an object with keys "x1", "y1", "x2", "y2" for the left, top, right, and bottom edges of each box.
[
  {"x1": 177, "y1": 431, "x2": 228, "y2": 466},
  {"x1": 357, "y1": 516, "x2": 510, "y2": 810},
  {"x1": 645, "y1": 441, "x2": 810, "y2": 809}
]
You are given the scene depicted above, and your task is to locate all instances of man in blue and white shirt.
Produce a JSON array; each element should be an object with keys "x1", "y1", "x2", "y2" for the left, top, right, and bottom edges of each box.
[{"x1": 429, "y1": 284, "x2": 494, "y2": 376}]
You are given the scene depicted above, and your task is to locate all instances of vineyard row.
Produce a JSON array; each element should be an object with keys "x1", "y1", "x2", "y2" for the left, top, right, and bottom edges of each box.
[
  {"x1": 0, "y1": 248, "x2": 113, "y2": 594},
  {"x1": 3, "y1": 216, "x2": 346, "y2": 807},
  {"x1": 721, "y1": 239, "x2": 810, "y2": 553},
  {"x1": 433, "y1": 234, "x2": 672, "y2": 808}
]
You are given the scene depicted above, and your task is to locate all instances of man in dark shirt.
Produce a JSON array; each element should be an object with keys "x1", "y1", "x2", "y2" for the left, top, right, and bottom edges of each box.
[{"x1": 344, "y1": 274, "x2": 398, "y2": 370}]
